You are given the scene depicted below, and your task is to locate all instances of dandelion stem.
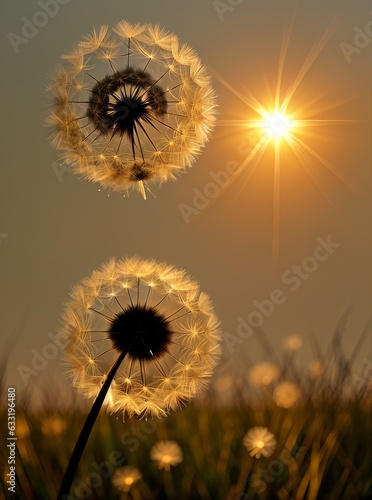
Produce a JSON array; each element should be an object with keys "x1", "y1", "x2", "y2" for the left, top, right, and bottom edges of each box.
[{"x1": 57, "y1": 350, "x2": 127, "y2": 499}]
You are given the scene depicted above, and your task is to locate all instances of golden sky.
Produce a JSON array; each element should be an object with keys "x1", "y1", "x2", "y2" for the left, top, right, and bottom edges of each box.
[{"x1": 0, "y1": 0, "x2": 371, "y2": 402}]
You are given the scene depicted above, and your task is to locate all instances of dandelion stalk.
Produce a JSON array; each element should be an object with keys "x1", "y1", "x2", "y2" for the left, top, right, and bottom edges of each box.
[
  {"x1": 163, "y1": 468, "x2": 176, "y2": 499},
  {"x1": 58, "y1": 256, "x2": 221, "y2": 496},
  {"x1": 57, "y1": 350, "x2": 127, "y2": 499}
]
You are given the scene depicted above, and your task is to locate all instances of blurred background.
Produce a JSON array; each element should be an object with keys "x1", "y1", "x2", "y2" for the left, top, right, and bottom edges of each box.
[{"x1": 0, "y1": 0, "x2": 371, "y2": 405}]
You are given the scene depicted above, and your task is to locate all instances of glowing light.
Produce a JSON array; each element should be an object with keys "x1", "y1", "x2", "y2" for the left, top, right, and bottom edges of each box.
[
  {"x1": 211, "y1": 13, "x2": 359, "y2": 266},
  {"x1": 265, "y1": 112, "x2": 291, "y2": 138}
]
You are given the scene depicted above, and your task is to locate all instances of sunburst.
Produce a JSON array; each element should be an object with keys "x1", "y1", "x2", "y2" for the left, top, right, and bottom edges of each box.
[
  {"x1": 213, "y1": 12, "x2": 360, "y2": 265},
  {"x1": 264, "y1": 112, "x2": 292, "y2": 139}
]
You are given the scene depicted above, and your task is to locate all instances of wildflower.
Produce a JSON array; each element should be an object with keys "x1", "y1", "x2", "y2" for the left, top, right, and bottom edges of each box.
[
  {"x1": 47, "y1": 21, "x2": 217, "y2": 198},
  {"x1": 150, "y1": 440, "x2": 183, "y2": 470},
  {"x1": 247, "y1": 362, "x2": 281, "y2": 388},
  {"x1": 41, "y1": 415, "x2": 66, "y2": 437},
  {"x1": 61, "y1": 256, "x2": 221, "y2": 420},
  {"x1": 282, "y1": 335, "x2": 303, "y2": 351},
  {"x1": 112, "y1": 466, "x2": 142, "y2": 492},
  {"x1": 273, "y1": 381, "x2": 301, "y2": 408},
  {"x1": 243, "y1": 426, "x2": 277, "y2": 459}
]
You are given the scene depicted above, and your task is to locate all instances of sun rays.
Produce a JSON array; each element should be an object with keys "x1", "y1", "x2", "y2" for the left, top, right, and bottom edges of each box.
[
  {"x1": 264, "y1": 112, "x2": 292, "y2": 138},
  {"x1": 213, "y1": 13, "x2": 361, "y2": 266}
]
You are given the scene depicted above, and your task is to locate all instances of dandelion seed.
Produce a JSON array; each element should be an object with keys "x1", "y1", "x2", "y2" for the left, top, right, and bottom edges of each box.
[
  {"x1": 243, "y1": 426, "x2": 277, "y2": 459},
  {"x1": 247, "y1": 362, "x2": 281, "y2": 388},
  {"x1": 273, "y1": 380, "x2": 301, "y2": 408},
  {"x1": 47, "y1": 21, "x2": 217, "y2": 198},
  {"x1": 112, "y1": 466, "x2": 142, "y2": 492},
  {"x1": 150, "y1": 440, "x2": 183, "y2": 470}
]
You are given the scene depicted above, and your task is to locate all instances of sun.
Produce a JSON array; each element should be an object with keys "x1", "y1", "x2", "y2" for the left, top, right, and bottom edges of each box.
[
  {"x1": 210, "y1": 14, "x2": 359, "y2": 266},
  {"x1": 264, "y1": 112, "x2": 292, "y2": 139}
]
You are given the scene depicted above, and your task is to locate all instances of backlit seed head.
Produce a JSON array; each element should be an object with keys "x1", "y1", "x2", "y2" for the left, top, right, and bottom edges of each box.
[
  {"x1": 150, "y1": 440, "x2": 183, "y2": 470},
  {"x1": 47, "y1": 21, "x2": 217, "y2": 198},
  {"x1": 108, "y1": 304, "x2": 172, "y2": 360},
  {"x1": 243, "y1": 426, "x2": 277, "y2": 459},
  {"x1": 61, "y1": 256, "x2": 221, "y2": 419}
]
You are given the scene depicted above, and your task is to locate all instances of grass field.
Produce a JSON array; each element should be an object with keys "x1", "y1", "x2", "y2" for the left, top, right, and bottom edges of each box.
[{"x1": 1, "y1": 348, "x2": 371, "y2": 499}]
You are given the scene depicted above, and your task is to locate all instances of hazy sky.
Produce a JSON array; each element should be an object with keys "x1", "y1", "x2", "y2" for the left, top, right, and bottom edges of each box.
[{"x1": 0, "y1": 0, "x2": 371, "y2": 402}]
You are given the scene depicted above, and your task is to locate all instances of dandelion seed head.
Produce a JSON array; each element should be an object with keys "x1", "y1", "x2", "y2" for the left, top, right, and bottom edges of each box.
[
  {"x1": 243, "y1": 426, "x2": 277, "y2": 459},
  {"x1": 47, "y1": 21, "x2": 217, "y2": 198},
  {"x1": 248, "y1": 362, "x2": 281, "y2": 388},
  {"x1": 112, "y1": 465, "x2": 142, "y2": 492},
  {"x1": 273, "y1": 380, "x2": 302, "y2": 408},
  {"x1": 108, "y1": 304, "x2": 172, "y2": 360},
  {"x1": 282, "y1": 334, "x2": 303, "y2": 351},
  {"x1": 61, "y1": 256, "x2": 221, "y2": 419},
  {"x1": 150, "y1": 440, "x2": 183, "y2": 470}
]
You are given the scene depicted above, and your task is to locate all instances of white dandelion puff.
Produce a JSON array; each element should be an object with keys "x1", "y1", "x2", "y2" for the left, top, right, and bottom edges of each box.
[
  {"x1": 150, "y1": 440, "x2": 183, "y2": 470},
  {"x1": 243, "y1": 426, "x2": 277, "y2": 459},
  {"x1": 273, "y1": 381, "x2": 302, "y2": 408},
  {"x1": 247, "y1": 362, "x2": 281, "y2": 389},
  {"x1": 61, "y1": 256, "x2": 222, "y2": 420},
  {"x1": 47, "y1": 21, "x2": 217, "y2": 198},
  {"x1": 112, "y1": 465, "x2": 142, "y2": 492}
]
